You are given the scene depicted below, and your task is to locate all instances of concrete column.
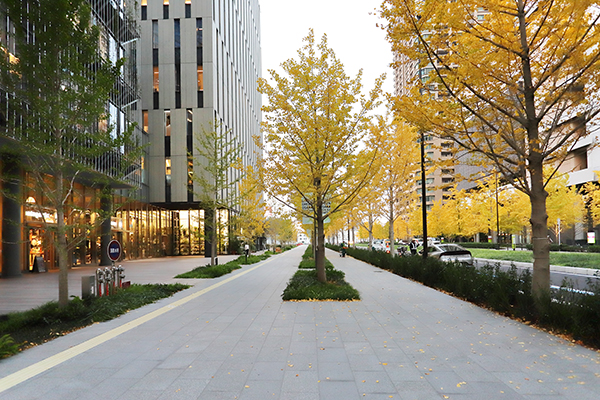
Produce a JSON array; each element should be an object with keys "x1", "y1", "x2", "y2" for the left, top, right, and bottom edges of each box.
[
  {"x1": 2, "y1": 158, "x2": 23, "y2": 277},
  {"x1": 100, "y1": 193, "x2": 112, "y2": 266}
]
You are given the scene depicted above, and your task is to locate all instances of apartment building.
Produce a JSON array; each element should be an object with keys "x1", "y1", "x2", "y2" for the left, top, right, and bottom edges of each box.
[{"x1": 394, "y1": 8, "x2": 490, "y2": 211}]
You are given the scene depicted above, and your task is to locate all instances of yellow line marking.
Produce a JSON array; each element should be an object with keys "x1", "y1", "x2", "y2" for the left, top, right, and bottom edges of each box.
[{"x1": 0, "y1": 257, "x2": 274, "y2": 393}]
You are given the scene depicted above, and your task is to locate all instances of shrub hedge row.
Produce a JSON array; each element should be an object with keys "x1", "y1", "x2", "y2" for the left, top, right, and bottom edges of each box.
[{"x1": 327, "y1": 244, "x2": 600, "y2": 349}]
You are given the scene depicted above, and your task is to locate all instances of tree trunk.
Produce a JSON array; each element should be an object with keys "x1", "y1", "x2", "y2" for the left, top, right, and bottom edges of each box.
[
  {"x1": 56, "y1": 170, "x2": 69, "y2": 307},
  {"x1": 368, "y1": 214, "x2": 374, "y2": 251},
  {"x1": 211, "y1": 206, "x2": 217, "y2": 266},
  {"x1": 316, "y1": 203, "x2": 326, "y2": 283},
  {"x1": 529, "y1": 160, "x2": 550, "y2": 298}
]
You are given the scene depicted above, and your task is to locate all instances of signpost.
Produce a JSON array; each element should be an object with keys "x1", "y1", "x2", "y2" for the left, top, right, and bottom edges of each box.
[{"x1": 107, "y1": 240, "x2": 122, "y2": 263}]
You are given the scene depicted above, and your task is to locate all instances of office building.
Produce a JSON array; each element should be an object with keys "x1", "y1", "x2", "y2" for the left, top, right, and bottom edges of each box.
[
  {"x1": 0, "y1": 0, "x2": 263, "y2": 276},
  {"x1": 138, "y1": 0, "x2": 262, "y2": 255}
]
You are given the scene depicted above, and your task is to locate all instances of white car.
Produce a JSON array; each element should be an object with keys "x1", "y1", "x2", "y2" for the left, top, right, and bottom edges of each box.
[
  {"x1": 427, "y1": 244, "x2": 473, "y2": 265},
  {"x1": 372, "y1": 240, "x2": 390, "y2": 253}
]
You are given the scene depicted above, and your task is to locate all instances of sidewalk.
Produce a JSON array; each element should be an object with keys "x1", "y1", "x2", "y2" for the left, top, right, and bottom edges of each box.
[
  {"x1": 1, "y1": 246, "x2": 599, "y2": 399},
  {"x1": 0, "y1": 254, "x2": 240, "y2": 314}
]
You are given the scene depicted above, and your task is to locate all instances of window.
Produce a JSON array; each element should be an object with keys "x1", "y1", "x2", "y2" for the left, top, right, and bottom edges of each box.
[
  {"x1": 426, "y1": 196, "x2": 436, "y2": 203},
  {"x1": 165, "y1": 158, "x2": 172, "y2": 202},
  {"x1": 174, "y1": 19, "x2": 181, "y2": 108},
  {"x1": 441, "y1": 151, "x2": 452, "y2": 157},
  {"x1": 196, "y1": 18, "x2": 203, "y2": 48},
  {"x1": 187, "y1": 109, "x2": 193, "y2": 152},
  {"x1": 152, "y1": 20, "x2": 159, "y2": 49},
  {"x1": 174, "y1": 19, "x2": 180, "y2": 49},
  {"x1": 163, "y1": 0, "x2": 169, "y2": 19},
  {"x1": 141, "y1": 0, "x2": 147, "y2": 20},
  {"x1": 165, "y1": 158, "x2": 172, "y2": 177},
  {"x1": 142, "y1": 110, "x2": 148, "y2": 133},
  {"x1": 426, "y1": 178, "x2": 434, "y2": 185},
  {"x1": 153, "y1": 66, "x2": 159, "y2": 91},
  {"x1": 187, "y1": 157, "x2": 194, "y2": 186},
  {"x1": 185, "y1": 0, "x2": 191, "y2": 18},
  {"x1": 164, "y1": 110, "x2": 171, "y2": 136},
  {"x1": 197, "y1": 66, "x2": 204, "y2": 91}
]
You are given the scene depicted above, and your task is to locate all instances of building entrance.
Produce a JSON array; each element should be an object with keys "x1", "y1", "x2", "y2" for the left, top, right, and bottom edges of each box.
[{"x1": 27, "y1": 227, "x2": 54, "y2": 272}]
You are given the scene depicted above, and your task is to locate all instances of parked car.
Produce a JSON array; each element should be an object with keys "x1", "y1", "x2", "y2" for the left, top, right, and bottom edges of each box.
[
  {"x1": 372, "y1": 239, "x2": 391, "y2": 253},
  {"x1": 427, "y1": 243, "x2": 473, "y2": 265}
]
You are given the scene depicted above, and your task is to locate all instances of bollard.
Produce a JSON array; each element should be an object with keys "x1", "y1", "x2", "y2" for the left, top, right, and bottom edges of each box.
[
  {"x1": 104, "y1": 267, "x2": 113, "y2": 295},
  {"x1": 96, "y1": 268, "x2": 105, "y2": 297},
  {"x1": 118, "y1": 265, "x2": 126, "y2": 287},
  {"x1": 112, "y1": 265, "x2": 125, "y2": 289}
]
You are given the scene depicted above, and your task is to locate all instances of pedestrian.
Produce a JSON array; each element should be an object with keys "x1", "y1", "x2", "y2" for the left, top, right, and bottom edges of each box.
[
  {"x1": 244, "y1": 243, "x2": 250, "y2": 260},
  {"x1": 409, "y1": 239, "x2": 418, "y2": 255}
]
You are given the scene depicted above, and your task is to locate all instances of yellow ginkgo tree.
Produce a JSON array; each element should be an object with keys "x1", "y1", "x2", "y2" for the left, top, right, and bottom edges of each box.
[
  {"x1": 546, "y1": 172, "x2": 585, "y2": 242},
  {"x1": 583, "y1": 172, "x2": 600, "y2": 228},
  {"x1": 381, "y1": 0, "x2": 600, "y2": 298},
  {"x1": 374, "y1": 117, "x2": 420, "y2": 255},
  {"x1": 257, "y1": 30, "x2": 384, "y2": 282}
]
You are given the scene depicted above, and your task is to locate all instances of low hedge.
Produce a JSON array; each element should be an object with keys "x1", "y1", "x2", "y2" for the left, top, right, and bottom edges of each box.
[
  {"x1": 176, "y1": 253, "x2": 271, "y2": 279},
  {"x1": 282, "y1": 246, "x2": 360, "y2": 301},
  {"x1": 327, "y1": 244, "x2": 600, "y2": 349}
]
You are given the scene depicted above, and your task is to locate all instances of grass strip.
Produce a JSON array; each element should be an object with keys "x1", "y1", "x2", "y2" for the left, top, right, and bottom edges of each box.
[
  {"x1": 175, "y1": 253, "x2": 271, "y2": 279},
  {"x1": 282, "y1": 246, "x2": 360, "y2": 301},
  {"x1": 470, "y1": 248, "x2": 600, "y2": 269},
  {"x1": 0, "y1": 283, "x2": 189, "y2": 358}
]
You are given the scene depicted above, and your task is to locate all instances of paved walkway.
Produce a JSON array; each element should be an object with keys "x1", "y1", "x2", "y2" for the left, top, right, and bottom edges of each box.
[
  {"x1": 0, "y1": 254, "x2": 241, "y2": 314},
  {"x1": 1, "y1": 246, "x2": 599, "y2": 399}
]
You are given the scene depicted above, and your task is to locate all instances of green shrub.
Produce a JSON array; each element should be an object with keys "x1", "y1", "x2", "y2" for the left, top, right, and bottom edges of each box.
[
  {"x1": 0, "y1": 334, "x2": 19, "y2": 359},
  {"x1": 282, "y1": 269, "x2": 360, "y2": 301},
  {"x1": 588, "y1": 245, "x2": 600, "y2": 253},
  {"x1": 176, "y1": 253, "x2": 271, "y2": 278},
  {"x1": 283, "y1": 249, "x2": 360, "y2": 301},
  {"x1": 176, "y1": 263, "x2": 242, "y2": 278}
]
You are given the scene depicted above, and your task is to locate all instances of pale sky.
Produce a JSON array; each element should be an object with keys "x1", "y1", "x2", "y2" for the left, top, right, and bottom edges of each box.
[{"x1": 258, "y1": 0, "x2": 394, "y2": 104}]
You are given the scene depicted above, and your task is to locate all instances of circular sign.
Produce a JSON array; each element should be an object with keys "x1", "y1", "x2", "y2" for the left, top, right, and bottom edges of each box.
[{"x1": 107, "y1": 240, "x2": 122, "y2": 262}]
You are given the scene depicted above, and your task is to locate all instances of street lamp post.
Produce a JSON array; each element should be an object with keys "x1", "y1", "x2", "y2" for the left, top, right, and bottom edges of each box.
[
  {"x1": 420, "y1": 131, "x2": 428, "y2": 259},
  {"x1": 495, "y1": 170, "x2": 500, "y2": 248}
]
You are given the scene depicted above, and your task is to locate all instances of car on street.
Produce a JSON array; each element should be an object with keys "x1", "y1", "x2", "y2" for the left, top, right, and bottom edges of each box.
[{"x1": 427, "y1": 243, "x2": 474, "y2": 265}]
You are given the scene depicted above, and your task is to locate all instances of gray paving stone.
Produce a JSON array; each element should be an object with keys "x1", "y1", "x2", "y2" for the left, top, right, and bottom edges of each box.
[
  {"x1": 247, "y1": 361, "x2": 286, "y2": 381},
  {"x1": 157, "y1": 378, "x2": 210, "y2": 400},
  {"x1": 318, "y1": 380, "x2": 361, "y2": 400},
  {"x1": 238, "y1": 379, "x2": 281, "y2": 399},
  {"x1": 317, "y1": 361, "x2": 354, "y2": 381},
  {"x1": 280, "y1": 392, "x2": 319, "y2": 400},
  {"x1": 130, "y1": 369, "x2": 183, "y2": 391}
]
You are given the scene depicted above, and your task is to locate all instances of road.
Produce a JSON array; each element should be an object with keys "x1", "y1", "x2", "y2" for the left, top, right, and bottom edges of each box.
[{"x1": 474, "y1": 258, "x2": 600, "y2": 293}]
